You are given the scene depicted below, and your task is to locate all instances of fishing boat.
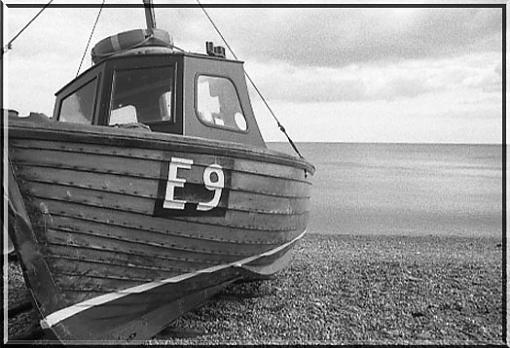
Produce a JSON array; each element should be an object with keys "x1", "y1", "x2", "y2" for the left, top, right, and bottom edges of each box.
[{"x1": 6, "y1": 1, "x2": 314, "y2": 342}]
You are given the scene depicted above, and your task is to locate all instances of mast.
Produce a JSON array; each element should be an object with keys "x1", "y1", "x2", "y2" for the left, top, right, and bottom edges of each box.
[{"x1": 143, "y1": 0, "x2": 157, "y2": 35}]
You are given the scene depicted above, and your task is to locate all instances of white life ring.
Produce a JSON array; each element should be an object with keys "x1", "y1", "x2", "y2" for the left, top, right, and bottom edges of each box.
[{"x1": 91, "y1": 28, "x2": 173, "y2": 64}]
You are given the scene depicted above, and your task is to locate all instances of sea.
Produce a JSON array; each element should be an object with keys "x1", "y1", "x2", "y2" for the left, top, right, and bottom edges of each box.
[{"x1": 268, "y1": 142, "x2": 503, "y2": 238}]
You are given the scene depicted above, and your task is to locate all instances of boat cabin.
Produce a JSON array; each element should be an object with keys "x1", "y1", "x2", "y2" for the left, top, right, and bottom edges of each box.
[{"x1": 52, "y1": 30, "x2": 266, "y2": 147}]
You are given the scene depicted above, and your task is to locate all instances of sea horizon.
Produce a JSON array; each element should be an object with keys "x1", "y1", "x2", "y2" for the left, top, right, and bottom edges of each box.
[
  {"x1": 267, "y1": 142, "x2": 503, "y2": 239},
  {"x1": 268, "y1": 141, "x2": 503, "y2": 146}
]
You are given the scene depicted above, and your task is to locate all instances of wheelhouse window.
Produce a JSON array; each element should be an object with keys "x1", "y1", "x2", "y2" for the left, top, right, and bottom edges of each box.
[
  {"x1": 196, "y1": 75, "x2": 247, "y2": 132},
  {"x1": 109, "y1": 66, "x2": 174, "y2": 125},
  {"x1": 59, "y1": 78, "x2": 97, "y2": 124}
]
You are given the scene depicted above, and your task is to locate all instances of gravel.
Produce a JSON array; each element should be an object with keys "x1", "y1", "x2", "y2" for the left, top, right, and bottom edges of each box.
[
  {"x1": 150, "y1": 233, "x2": 503, "y2": 345},
  {"x1": 7, "y1": 261, "x2": 42, "y2": 340},
  {"x1": 8, "y1": 233, "x2": 504, "y2": 344}
]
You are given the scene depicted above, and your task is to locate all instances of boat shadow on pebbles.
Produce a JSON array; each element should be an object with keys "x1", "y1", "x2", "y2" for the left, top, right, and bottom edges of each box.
[{"x1": 155, "y1": 279, "x2": 273, "y2": 339}]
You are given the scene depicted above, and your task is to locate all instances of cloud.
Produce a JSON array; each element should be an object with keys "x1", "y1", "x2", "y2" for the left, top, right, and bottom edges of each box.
[
  {"x1": 5, "y1": 5, "x2": 502, "y2": 69},
  {"x1": 254, "y1": 93, "x2": 502, "y2": 143},
  {"x1": 245, "y1": 51, "x2": 501, "y2": 103},
  {"x1": 185, "y1": 7, "x2": 502, "y2": 68}
]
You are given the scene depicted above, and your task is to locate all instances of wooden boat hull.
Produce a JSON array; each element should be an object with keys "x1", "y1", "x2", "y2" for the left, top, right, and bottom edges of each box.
[{"x1": 7, "y1": 119, "x2": 314, "y2": 341}]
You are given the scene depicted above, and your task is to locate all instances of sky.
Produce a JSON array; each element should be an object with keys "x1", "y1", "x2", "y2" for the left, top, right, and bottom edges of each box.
[{"x1": 2, "y1": 0, "x2": 504, "y2": 143}]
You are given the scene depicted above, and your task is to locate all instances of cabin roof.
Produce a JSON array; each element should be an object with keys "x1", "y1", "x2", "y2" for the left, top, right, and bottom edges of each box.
[{"x1": 55, "y1": 48, "x2": 243, "y2": 96}]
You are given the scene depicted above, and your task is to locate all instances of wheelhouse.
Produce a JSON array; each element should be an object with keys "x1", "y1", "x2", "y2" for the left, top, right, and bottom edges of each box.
[{"x1": 53, "y1": 47, "x2": 266, "y2": 147}]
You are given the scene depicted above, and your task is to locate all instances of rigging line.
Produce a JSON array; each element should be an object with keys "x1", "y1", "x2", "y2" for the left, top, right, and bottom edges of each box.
[
  {"x1": 195, "y1": 0, "x2": 304, "y2": 159},
  {"x1": 172, "y1": 44, "x2": 186, "y2": 53},
  {"x1": 2, "y1": 0, "x2": 54, "y2": 54},
  {"x1": 76, "y1": 0, "x2": 105, "y2": 77},
  {"x1": 243, "y1": 71, "x2": 304, "y2": 160}
]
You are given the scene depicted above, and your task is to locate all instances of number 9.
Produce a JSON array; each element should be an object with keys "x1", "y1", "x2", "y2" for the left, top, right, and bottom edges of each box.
[{"x1": 197, "y1": 164, "x2": 224, "y2": 211}]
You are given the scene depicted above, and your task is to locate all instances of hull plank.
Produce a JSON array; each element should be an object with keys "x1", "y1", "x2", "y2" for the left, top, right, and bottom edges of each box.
[
  {"x1": 32, "y1": 197, "x2": 309, "y2": 235},
  {"x1": 47, "y1": 215, "x2": 281, "y2": 256},
  {"x1": 37, "y1": 200, "x2": 301, "y2": 242},
  {"x1": 23, "y1": 178, "x2": 309, "y2": 215},
  {"x1": 45, "y1": 244, "x2": 194, "y2": 274},
  {"x1": 16, "y1": 162, "x2": 310, "y2": 198},
  {"x1": 44, "y1": 228, "x2": 246, "y2": 265},
  {"x1": 48, "y1": 257, "x2": 180, "y2": 282},
  {"x1": 17, "y1": 165, "x2": 159, "y2": 198},
  {"x1": 54, "y1": 274, "x2": 144, "y2": 294},
  {"x1": 11, "y1": 139, "x2": 311, "y2": 182}
]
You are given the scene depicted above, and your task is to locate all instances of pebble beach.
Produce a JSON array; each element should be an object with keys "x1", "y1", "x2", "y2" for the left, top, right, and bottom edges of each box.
[
  {"x1": 150, "y1": 233, "x2": 503, "y2": 345},
  {"x1": 8, "y1": 233, "x2": 504, "y2": 345}
]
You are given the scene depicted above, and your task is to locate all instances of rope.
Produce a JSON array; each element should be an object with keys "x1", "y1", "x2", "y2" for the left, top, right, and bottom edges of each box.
[
  {"x1": 76, "y1": 0, "x2": 105, "y2": 77},
  {"x1": 195, "y1": 0, "x2": 304, "y2": 159},
  {"x1": 2, "y1": 0, "x2": 54, "y2": 55},
  {"x1": 172, "y1": 44, "x2": 186, "y2": 53},
  {"x1": 243, "y1": 72, "x2": 305, "y2": 159}
]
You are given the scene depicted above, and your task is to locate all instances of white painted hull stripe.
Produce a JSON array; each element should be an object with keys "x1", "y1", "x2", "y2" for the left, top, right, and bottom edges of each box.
[{"x1": 40, "y1": 230, "x2": 307, "y2": 329}]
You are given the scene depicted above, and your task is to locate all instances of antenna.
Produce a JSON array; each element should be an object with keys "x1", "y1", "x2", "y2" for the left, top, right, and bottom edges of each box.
[{"x1": 143, "y1": 0, "x2": 157, "y2": 35}]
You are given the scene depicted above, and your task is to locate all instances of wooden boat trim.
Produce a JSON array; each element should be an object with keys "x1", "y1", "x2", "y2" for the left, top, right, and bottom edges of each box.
[
  {"x1": 24, "y1": 179, "x2": 309, "y2": 215},
  {"x1": 39, "y1": 229, "x2": 306, "y2": 330},
  {"x1": 19, "y1": 172, "x2": 310, "y2": 199},
  {"x1": 11, "y1": 143, "x2": 313, "y2": 185},
  {"x1": 46, "y1": 225, "x2": 283, "y2": 258},
  {"x1": 47, "y1": 211, "x2": 292, "y2": 244},
  {"x1": 32, "y1": 196, "x2": 308, "y2": 231},
  {"x1": 9, "y1": 121, "x2": 315, "y2": 174},
  {"x1": 42, "y1": 202, "x2": 300, "y2": 238},
  {"x1": 45, "y1": 239, "x2": 235, "y2": 266},
  {"x1": 12, "y1": 154, "x2": 311, "y2": 186},
  {"x1": 45, "y1": 253, "x2": 194, "y2": 274}
]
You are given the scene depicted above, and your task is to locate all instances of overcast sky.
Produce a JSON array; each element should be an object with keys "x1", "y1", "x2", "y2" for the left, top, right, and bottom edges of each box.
[{"x1": 2, "y1": 0, "x2": 504, "y2": 143}]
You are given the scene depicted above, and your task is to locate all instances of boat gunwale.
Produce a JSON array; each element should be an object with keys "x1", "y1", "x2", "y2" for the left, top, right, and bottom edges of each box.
[{"x1": 8, "y1": 119, "x2": 316, "y2": 174}]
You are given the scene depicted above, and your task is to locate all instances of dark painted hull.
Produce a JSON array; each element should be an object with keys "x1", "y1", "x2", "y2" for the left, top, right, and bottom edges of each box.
[{"x1": 7, "y1": 119, "x2": 314, "y2": 342}]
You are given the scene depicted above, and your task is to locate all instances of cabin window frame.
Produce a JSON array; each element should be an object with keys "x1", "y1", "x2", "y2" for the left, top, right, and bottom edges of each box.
[
  {"x1": 56, "y1": 74, "x2": 101, "y2": 124},
  {"x1": 109, "y1": 64, "x2": 177, "y2": 126},
  {"x1": 101, "y1": 56, "x2": 184, "y2": 134},
  {"x1": 193, "y1": 73, "x2": 249, "y2": 134}
]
